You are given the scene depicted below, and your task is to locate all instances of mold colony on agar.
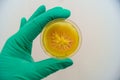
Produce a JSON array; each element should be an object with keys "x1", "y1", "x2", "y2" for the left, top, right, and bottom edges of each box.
[{"x1": 41, "y1": 19, "x2": 82, "y2": 59}]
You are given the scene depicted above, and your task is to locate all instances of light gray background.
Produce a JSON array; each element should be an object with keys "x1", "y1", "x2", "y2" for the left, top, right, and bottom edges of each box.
[{"x1": 0, "y1": 0, "x2": 120, "y2": 80}]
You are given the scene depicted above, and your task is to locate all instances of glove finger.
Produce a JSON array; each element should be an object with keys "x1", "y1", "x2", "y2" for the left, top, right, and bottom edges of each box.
[
  {"x1": 19, "y1": 17, "x2": 27, "y2": 29},
  {"x1": 34, "y1": 58, "x2": 73, "y2": 79},
  {"x1": 28, "y1": 5, "x2": 46, "y2": 21},
  {"x1": 19, "y1": 5, "x2": 45, "y2": 30},
  {"x1": 18, "y1": 7, "x2": 71, "y2": 42}
]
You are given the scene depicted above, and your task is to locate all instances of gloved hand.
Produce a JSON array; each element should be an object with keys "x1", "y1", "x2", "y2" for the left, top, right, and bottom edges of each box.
[{"x1": 0, "y1": 5, "x2": 73, "y2": 80}]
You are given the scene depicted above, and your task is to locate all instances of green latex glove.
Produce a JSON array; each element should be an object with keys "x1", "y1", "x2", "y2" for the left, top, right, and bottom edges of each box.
[{"x1": 0, "y1": 5, "x2": 73, "y2": 80}]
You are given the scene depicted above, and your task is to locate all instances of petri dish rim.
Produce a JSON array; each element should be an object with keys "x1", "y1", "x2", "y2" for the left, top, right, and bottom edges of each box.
[{"x1": 40, "y1": 18, "x2": 82, "y2": 59}]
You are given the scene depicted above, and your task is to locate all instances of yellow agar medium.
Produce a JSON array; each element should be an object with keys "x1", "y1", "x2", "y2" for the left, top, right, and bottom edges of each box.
[{"x1": 41, "y1": 19, "x2": 82, "y2": 59}]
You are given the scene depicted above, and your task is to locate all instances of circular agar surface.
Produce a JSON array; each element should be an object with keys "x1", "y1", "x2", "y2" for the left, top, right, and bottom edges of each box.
[{"x1": 41, "y1": 19, "x2": 81, "y2": 59}]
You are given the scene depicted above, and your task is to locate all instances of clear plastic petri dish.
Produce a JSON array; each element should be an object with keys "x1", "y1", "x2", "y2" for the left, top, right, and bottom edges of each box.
[{"x1": 40, "y1": 18, "x2": 82, "y2": 59}]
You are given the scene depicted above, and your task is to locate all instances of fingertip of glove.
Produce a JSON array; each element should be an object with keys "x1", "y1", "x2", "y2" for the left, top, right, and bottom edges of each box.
[
  {"x1": 59, "y1": 58, "x2": 73, "y2": 68},
  {"x1": 47, "y1": 58, "x2": 73, "y2": 69},
  {"x1": 63, "y1": 9, "x2": 71, "y2": 18},
  {"x1": 21, "y1": 17, "x2": 27, "y2": 21},
  {"x1": 47, "y1": 6, "x2": 71, "y2": 19},
  {"x1": 39, "y1": 5, "x2": 46, "y2": 12}
]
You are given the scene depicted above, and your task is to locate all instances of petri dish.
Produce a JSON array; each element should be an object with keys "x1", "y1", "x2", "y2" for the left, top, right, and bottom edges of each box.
[{"x1": 41, "y1": 18, "x2": 82, "y2": 59}]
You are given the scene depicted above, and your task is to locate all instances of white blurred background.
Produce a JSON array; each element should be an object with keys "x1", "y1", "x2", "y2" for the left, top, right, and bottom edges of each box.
[{"x1": 0, "y1": 0, "x2": 120, "y2": 80}]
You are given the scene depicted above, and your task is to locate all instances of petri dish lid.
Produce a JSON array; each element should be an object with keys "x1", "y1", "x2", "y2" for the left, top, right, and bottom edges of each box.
[{"x1": 40, "y1": 18, "x2": 82, "y2": 59}]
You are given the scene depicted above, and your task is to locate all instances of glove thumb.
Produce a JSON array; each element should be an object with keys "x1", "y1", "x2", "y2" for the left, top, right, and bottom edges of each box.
[{"x1": 34, "y1": 58, "x2": 73, "y2": 79}]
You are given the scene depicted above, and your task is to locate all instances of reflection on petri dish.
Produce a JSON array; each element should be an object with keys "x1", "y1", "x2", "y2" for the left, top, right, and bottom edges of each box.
[{"x1": 41, "y1": 18, "x2": 82, "y2": 59}]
